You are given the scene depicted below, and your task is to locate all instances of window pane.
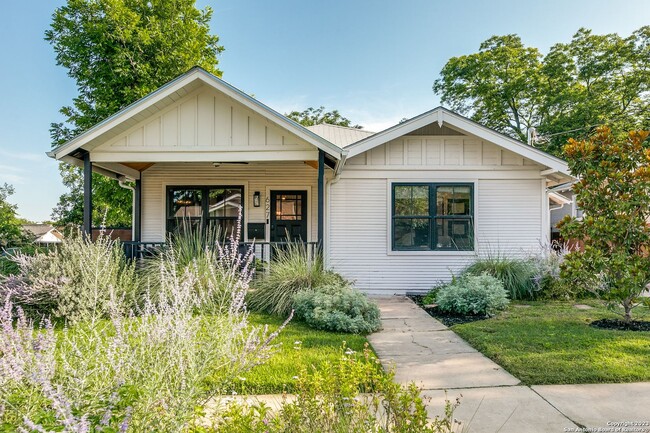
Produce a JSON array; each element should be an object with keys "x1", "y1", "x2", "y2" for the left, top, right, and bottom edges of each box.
[
  {"x1": 437, "y1": 186, "x2": 471, "y2": 216},
  {"x1": 276, "y1": 194, "x2": 302, "y2": 221},
  {"x1": 436, "y1": 218, "x2": 473, "y2": 250},
  {"x1": 208, "y1": 188, "x2": 242, "y2": 218},
  {"x1": 394, "y1": 218, "x2": 430, "y2": 249},
  {"x1": 394, "y1": 185, "x2": 429, "y2": 216},
  {"x1": 207, "y1": 218, "x2": 238, "y2": 238},
  {"x1": 168, "y1": 217, "x2": 202, "y2": 236},
  {"x1": 169, "y1": 189, "x2": 202, "y2": 218}
]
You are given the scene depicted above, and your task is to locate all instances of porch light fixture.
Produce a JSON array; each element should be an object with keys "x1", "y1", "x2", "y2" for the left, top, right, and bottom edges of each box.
[{"x1": 253, "y1": 191, "x2": 261, "y2": 207}]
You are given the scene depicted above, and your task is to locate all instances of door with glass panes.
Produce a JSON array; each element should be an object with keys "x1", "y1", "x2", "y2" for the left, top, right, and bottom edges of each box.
[{"x1": 269, "y1": 191, "x2": 307, "y2": 242}]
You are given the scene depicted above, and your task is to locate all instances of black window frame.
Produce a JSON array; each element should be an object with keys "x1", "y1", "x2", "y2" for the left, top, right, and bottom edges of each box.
[
  {"x1": 166, "y1": 185, "x2": 245, "y2": 235},
  {"x1": 391, "y1": 182, "x2": 474, "y2": 252}
]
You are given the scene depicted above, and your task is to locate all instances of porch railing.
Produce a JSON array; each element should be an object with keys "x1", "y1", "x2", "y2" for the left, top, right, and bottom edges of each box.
[
  {"x1": 121, "y1": 240, "x2": 321, "y2": 265},
  {"x1": 121, "y1": 241, "x2": 166, "y2": 260}
]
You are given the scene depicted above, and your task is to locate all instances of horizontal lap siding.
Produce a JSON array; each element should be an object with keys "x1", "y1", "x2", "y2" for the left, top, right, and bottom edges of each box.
[
  {"x1": 141, "y1": 162, "x2": 322, "y2": 242},
  {"x1": 477, "y1": 179, "x2": 542, "y2": 256},
  {"x1": 329, "y1": 175, "x2": 544, "y2": 295},
  {"x1": 328, "y1": 178, "x2": 476, "y2": 294}
]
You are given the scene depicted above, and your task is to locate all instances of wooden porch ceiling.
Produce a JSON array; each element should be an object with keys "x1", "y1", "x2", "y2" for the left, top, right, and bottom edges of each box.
[{"x1": 122, "y1": 162, "x2": 155, "y2": 172}]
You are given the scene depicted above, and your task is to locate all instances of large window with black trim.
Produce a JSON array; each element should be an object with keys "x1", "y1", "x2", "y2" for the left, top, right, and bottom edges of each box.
[
  {"x1": 166, "y1": 186, "x2": 243, "y2": 236},
  {"x1": 392, "y1": 183, "x2": 474, "y2": 251}
]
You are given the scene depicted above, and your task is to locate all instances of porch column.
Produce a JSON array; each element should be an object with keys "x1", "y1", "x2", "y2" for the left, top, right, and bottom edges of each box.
[
  {"x1": 82, "y1": 151, "x2": 93, "y2": 237},
  {"x1": 317, "y1": 149, "x2": 324, "y2": 245},
  {"x1": 134, "y1": 178, "x2": 142, "y2": 242}
]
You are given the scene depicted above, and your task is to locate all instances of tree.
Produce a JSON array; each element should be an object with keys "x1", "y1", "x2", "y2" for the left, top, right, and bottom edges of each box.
[
  {"x1": 286, "y1": 106, "x2": 361, "y2": 128},
  {"x1": 46, "y1": 0, "x2": 224, "y2": 227},
  {"x1": 0, "y1": 184, "x2": 26, "y2": 248},
  {"x1": 433, "y1": 35, "x2": 545, "y2": 142},
  {"x1": 433, "y1": 27, "x2": 650, "y2": 155},
  {"x1": 559, "y1": 127, "x2": 650, "y2": 323}
]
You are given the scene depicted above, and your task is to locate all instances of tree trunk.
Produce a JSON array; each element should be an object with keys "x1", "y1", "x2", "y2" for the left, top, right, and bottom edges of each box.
[{"x1": 622, "y1": 299, "x2": 633, "y2": 323}]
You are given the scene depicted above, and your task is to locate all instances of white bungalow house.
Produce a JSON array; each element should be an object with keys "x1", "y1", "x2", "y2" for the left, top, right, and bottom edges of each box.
[{"x1": 48, "y1": 67, "x2": 573, "y2": 294}]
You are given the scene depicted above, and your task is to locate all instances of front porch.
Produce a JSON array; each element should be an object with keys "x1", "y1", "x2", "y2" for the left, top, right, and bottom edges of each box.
[{"x1": 82, "y1": 155, "x2": 332, "y2": 258}]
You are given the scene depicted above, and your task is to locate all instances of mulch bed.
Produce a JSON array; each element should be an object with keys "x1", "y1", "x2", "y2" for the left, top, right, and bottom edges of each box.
[
  {"x1": 590, "y1": 318, "x2": 650, "y2": 332},
  {"x1": 407, "y1": 294, "x2": 489, "y2": 327}
]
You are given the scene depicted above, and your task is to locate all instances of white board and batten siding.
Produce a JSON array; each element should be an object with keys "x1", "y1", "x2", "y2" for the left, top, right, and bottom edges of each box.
[
  {"x1": 141, "y1": 162, "x2": 326, "y2": 243},
  {"x1": 328, "y1": 135, "x2": 547, "y2": 295},
  {"x1": 89, "y1": 85, "x2": 318, "y2": 162}
]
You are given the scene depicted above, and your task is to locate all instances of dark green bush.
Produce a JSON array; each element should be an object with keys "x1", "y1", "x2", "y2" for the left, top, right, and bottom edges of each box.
[
  {"x1": 436, "y1": 274, "x2": 509, "y2": 316},
  {"x1": 464, "y1": 255, "x2": 537, "y2": 300},
  {"x1": 292, "y1": 283, "x2": 381, "y2": 334}
]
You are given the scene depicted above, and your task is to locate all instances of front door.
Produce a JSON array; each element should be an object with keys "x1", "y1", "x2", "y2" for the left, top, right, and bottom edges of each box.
[{"x1": 270, "y1": 191, "x2": 308, "y2": 242}]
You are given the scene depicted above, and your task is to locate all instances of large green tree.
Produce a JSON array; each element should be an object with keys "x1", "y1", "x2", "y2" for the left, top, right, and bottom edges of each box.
[
  {"x1": 434, "y1": 27, "x2": 650, "y2": 155},
  {"x1": 433, "y1": 35, "x2": 545, "y2": 142},
  {"x1": 286, "y1": 106, "x2": 361, "y2": 128},
  {"x1": 0, "y1": 184, "x2": 26, "y2": 248},
  {"x1": 47, "y1": 0, "x2": 223, "y2": 227}
]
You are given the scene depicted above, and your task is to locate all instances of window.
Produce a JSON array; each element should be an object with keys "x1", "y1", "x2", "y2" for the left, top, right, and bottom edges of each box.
[
  {"x1": 167, "y1": 186, "x2": 243, "y2": 236},
  {"x1": 392, "y1": 183, "x2": 473, "y2": 251}
]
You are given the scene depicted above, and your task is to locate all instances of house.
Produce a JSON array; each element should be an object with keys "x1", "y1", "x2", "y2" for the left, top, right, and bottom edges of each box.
[
  {"x1": 47, "y1": 67, "x2": 573, "y2": 294},
  {"x1": 21, "y1": 224, "x2": 64, "y2": 246}
]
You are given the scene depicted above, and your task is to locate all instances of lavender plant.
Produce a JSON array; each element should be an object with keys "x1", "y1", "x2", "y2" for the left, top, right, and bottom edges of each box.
[
  {"x1": 144, "y1": 215, "x2": 255, "y2": 314},
  {"x1": 0, "y1": 224, "x2": 287, "y2": 432}
]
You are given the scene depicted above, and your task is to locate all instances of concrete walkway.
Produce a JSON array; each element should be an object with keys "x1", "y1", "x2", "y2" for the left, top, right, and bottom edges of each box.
[{"x1": 368, "y1": 296, "x2": 650, "y2": 432}]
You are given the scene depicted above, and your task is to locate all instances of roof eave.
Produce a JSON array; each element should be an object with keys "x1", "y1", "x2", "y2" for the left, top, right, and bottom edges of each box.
[
  {"x1": 344, "y1": 106, "x2": 572, "y2": 177},
  {"x1": 49, "y1": 67, "x2": 342, "y2": 161}
]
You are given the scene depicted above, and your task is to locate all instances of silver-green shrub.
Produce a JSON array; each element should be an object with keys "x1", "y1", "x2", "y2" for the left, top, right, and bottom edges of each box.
[
  {"x1": 0, "y1": 230, "x2": 139, "y2": 322},
  {"x1": 436, "y1": 274, "x2": 509, "y2": 316},
  {"x1": 292, "y1": 283, "x2": 381, "y2": 334},
  {"x1": 144, "y1": 219, "x2": 255, "y2": 314}
]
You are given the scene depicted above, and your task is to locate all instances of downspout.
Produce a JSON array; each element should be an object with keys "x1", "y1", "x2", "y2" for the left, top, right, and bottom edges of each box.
[
  {"x1": 325, "y1": 149, "x2": 348, "y2": 267},
  {"x1": 117, "y1": 176, "x2": 136, "y2": 241}
]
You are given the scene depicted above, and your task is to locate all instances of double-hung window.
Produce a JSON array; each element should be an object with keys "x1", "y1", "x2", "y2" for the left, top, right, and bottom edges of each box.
[
  {"x1": 167, "y1": 186, "x2": 243, "y2": 236},
  {"x1": 392, "y1": 183, "x2": 474, "y2": 251}
]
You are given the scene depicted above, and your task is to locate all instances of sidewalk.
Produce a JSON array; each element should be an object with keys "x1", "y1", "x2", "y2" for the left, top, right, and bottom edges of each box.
[{"x1": 368, "y1": 296, "x2": 650, "y2": 432}]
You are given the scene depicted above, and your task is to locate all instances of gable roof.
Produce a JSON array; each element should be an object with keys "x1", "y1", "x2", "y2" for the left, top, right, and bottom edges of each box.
[
  {"x1": 343, "y1": 106, "x2": 571, "y2": 176},
  {"x1": 306, "y1": 124, "x2": 375, "y2": 147},
  {"x1": 48, "y1": 67, "x2": 342, "y2": 162}
]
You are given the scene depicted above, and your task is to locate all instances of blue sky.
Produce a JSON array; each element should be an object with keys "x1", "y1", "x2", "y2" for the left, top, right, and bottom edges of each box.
[{"x1": 0, "y1": 0, "x2": 649, "y2": 222}]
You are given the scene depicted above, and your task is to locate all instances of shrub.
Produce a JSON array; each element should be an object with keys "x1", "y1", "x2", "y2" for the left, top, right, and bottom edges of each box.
[
  {"x1": 144, "y1": 218, "x2": 255, "y2": 314},
  {"x1": 293, "y1": 283, "x2": 381, "y2": 334},
  {"x1": 436, "y1": 274, "x2": 509, "y2": 316},
  {"x1": 464, "y1": 254, "x2": 536, "y2": 300},
  {"x1": 0, "y1": 230, "x2": 139, "y2": 322},
  {"x1": 422, "y1": 281, "x2": 447, "y2": 305},
  {"x1": 0, "y1": 240, "x2": 285, "y2": 432},
  {"x1": 247, "y1": 242, "x2": 341, "y2": 317},
  {"x1": 207, "y1": 345, "x2": 461, "y2": 433}
]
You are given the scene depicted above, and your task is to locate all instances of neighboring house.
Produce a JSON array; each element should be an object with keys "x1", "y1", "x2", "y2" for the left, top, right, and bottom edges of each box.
[
  {"x1": 548, "y1": 182, "x2": 580, "y2": 243},
  {"x1": 22, "y1": 224, "x2": 64, "y2": 246},
  {"x1": 47, "y1": 67, "x2": 574, "y2": 294}
]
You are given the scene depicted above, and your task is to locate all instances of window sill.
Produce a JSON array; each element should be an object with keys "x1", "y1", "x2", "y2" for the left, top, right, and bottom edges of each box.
[{"x1": 387, "y1": 250, "x2": 476, "y2": 256}]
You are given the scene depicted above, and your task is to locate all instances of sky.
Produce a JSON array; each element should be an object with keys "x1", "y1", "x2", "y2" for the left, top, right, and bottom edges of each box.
[{"x1": 0, "y1": 0, "x2": 649, "y2": 222}]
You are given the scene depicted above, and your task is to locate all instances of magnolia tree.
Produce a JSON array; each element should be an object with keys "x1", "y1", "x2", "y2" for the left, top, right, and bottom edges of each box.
[{"x1": 559, "y1": 127, "x2": 650, "y2": 322}]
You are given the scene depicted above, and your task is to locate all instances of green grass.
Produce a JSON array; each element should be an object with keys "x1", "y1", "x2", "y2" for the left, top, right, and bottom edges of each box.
[
  {"x1": 232, "y1": 313, "x2": 371, "y2": 394},
  {"x1": 452, "y1": 300, "x2": 650, "y2": 385}
]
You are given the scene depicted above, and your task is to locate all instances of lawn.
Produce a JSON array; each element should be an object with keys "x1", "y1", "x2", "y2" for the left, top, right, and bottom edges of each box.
[
  {"x1": 451, "y1": 300, "x2": 650, "y2": 385},
  {"x1": 229, "y1": 313, "x2": 371, "y2": 394}
]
